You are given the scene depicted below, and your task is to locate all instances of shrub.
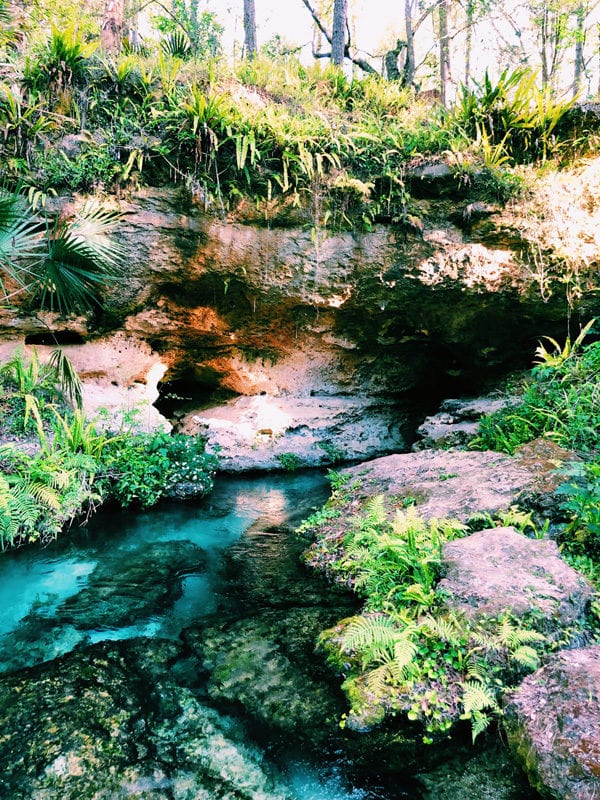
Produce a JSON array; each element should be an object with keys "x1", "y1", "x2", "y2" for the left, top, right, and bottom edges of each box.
[
  {"x1": 472, "y1": 323, "x2": 600, "y2": 455},
  {"x1": 102, "y1": 430, "x2": 217, "y2": 508},
  {"x1": 307, "y1": 494, "x2": 551, "y2": 742}
]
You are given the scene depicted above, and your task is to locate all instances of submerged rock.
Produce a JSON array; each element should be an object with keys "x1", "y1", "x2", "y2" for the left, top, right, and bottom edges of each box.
[
  {"x1": 190, "y1": 609, "x2": 347, "y2": 743},
  {"x1": 57, "y1": 540, "x2": 207, "y2": 628},
  {"x1": 438, "y1": 527, "x2": 594, "y2": 639},
  {"x1": 0, "y1": 639, "x2": 293, "y2": 800},
  {"x1": 504, "y1": 646, "x2": 600, "y2": 800},
  {"x1": 415, "y1": 737, "x2": 539, "y2": 800}
]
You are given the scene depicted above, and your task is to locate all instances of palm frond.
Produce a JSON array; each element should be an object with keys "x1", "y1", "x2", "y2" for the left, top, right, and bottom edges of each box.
[
  {"x1": 34, "y1": 201, "x2": 126, "y2": 313},
  {"x1": 48, "y1": 348, "x2": 83, "y2": 408},
  {"x1": 0, "y1": 189, "x2": 44, "y2": 291}
]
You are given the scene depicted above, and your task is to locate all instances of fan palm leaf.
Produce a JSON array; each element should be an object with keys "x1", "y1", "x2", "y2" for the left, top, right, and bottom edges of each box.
[
  {"x1": 32, "y1": 200, "x2": 126, "y2": 313},
  {"x1": 0, "y1": 190, "x2": 44, "y2": 294}
]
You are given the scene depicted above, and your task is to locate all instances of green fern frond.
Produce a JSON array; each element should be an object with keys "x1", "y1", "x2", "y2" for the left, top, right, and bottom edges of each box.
[
  {"x1": 26, "y1": 481, "x2": 62, "y2": 511},
  {"x1": 466, "y1": 511, "x2": 495, "y2": 530},
  {"x1": 461, "y1": 680, "x2": 498, "y2": 714},
  {"x1": 510, "y1": 645, "x2": 541, "y2": 670},
  {"x1": 470, "y1": 710, "x2": 492, "y2": 742},
  {"x1": 340, "y1": 614, "x2": 399, "y2": 654},
  {"x1": 468, "y1": 626, "x2": 500, "y2": 651},
  {"x1": 496, "y1": 616, "x2": 526, "y2": 648},
  {"x1": 365, "y1": 663, "x2": 394, "y2": 694},
  {"x1": 495, "y1": 505, "x2": 536, "y2": 534},
  {"x1": 390, "y1": 636, "x2": 418, "y2": 672},
  {"x1": 359, "y1": 494, "x2": 388, "y2": 528},
  {"x1": 464, "y1": 655, "x2": 487, "y2": 683},
  {"x1": 422, "y1": 613, "x2": 467, "y2": 646}
]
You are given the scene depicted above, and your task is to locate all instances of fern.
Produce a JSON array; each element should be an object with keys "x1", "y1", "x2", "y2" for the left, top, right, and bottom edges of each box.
[
  {"x1": 422, "y1": 612, "x2": 467, "y2": 647},
  {"x1": 496, "y1": 615, "x2": 546, "y2": 649},
  {"x1": 461, "y1": 680, "x2": 498, "y2": 714},
  {"x1": 470, "y1": 710, "x2": 492, "y2": 742},
  {"x1": 341, "y1": 614, "x2": 399, "y2": 653},
  {"x1": 511, "y1": 645, "x2": 541, "y2": 670},
  {"x1": 464, "y1": 654, "x2": 488, "y2": 683}
]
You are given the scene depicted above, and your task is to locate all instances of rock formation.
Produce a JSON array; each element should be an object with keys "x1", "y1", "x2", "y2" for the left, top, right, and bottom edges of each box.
[{"x1": 504, "y1": 646, "x2": 600, "y2": 800}]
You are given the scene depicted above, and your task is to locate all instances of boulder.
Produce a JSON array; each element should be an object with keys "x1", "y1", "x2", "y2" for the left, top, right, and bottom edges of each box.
[
  {"x1": 438, "y1": 527, "x2": 594, "y2": 638},
  {"x1": 412, "y1": 395, "x2": 518, "y2": 451},
  {"x1": 179, "y1": 394, "x2": 409, "y2": 471},
  {"x1": 305, "y1": 441, "x2": 576, "y2": 580},
  {"x1": 504, "y1": 646, "x2": 600, "y2": 800},
  {"x1": 341, "y1": 439, "x2": 569, "y2": 519},
  {"x1": 57, "y1": 540, "x2": 207, "y2": 629},
  {"x1": 0, "y1": 639, "x2": 293, "y2": 800}
]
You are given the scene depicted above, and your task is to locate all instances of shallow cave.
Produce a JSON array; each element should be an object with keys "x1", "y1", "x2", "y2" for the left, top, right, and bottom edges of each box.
[
  {"x1": 25, "y1": 331, "x2": 86, "y2": 346},
  {"x1": 155, "y1": 372, "x2": 238, "y2": 419}
]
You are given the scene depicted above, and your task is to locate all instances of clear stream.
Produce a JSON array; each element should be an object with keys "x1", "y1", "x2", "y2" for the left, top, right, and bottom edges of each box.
[{"x1": 0, "y1": 471, "x2": 540, "y2": 800}]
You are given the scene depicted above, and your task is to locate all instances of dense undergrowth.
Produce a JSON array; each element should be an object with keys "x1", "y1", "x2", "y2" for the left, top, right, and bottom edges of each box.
[
  {"x1": 0, "y1": 22, "x2": 593, "y2": 236},
  {"x1": 299, "y1": 326, "x2": 600, "y2": 745},
  {"x1": 0, "y1": 348, "x2": 218, "y2": 550}
]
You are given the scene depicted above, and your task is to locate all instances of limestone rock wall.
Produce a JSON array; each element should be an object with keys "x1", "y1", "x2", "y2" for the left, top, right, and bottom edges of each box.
[{"x1": 2, "y1": 166, "x2": 599, "y2": 455}]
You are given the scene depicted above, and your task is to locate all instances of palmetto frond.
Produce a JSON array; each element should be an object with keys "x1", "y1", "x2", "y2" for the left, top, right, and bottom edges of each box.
[
  {"x1": 35, "y1": 201, "x2": 125, "y2": 313},
  {"x1": 0, "y1": 189, "x2": 44, "y2": 293}
]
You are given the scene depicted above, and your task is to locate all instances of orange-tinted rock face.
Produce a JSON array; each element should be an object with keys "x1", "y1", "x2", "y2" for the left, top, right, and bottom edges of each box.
[{"x1": 1, "y1": 185, "x2": 596, "y2": 462}]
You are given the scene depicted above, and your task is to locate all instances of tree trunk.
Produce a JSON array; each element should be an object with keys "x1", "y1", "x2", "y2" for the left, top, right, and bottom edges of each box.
[
  {"x1": 331, "y1": 0, "x2": 347, "y2": 65},
  {"x1": 439, "y1": 0, "x2": 451, "y2": 105},
  {"x1": 404, "y1": 0, "x2": 416, "y2": 85},
  {"x1": 464, "y1": 0, "x2": 474, "y2": 88},
  {"x1": 573, "y1": 3, "x2": 586, "y2": 96},
  {"x1": 243, "y1": 0, "x2": 258, "y2": 59},
  {"x1": 189, "y1": 0, "x2": 200, "y2": 52},
  {"x1": 101, "y1": 0, "x2": 125, "y2": 55}
]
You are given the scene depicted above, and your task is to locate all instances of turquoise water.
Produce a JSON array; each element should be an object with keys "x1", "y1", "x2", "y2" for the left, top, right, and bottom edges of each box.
[
  {"x1": 0, "y1": 472, "x2": 327, "y2": 662},
  {"x1": 0, "y1": 471, "x2": 539, "y2": 800},
  {"x1": 0, "y1": 471, "x2": 392, "y2": 799}
]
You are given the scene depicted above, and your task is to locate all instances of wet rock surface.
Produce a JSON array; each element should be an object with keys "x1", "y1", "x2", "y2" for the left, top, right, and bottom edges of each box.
[
  {"x1": 439, "y1": 526, "x2": 594, "y2": 638},
  {"x1": 0, "y1": 638, "x2": 293, "y2": 800},
  {"x1": 415, "y1": 738, "x2": 537, "y2": 800},
  {"x1": 178, "y1": 394, "x2": 411, "y2": 472},
  {"x1": 58, "y1": 540, "x2": 207, "y2": 628},
  {"x1": 504, "y1": 646, "x2": 600, "y2": 800}
]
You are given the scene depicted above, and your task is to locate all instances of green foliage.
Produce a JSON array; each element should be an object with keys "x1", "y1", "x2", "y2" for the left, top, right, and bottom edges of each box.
[
  {"x1": 332, "y1": 499, "x2": 467, "y2": 610},
  {"x1": 557, "y1": 461, "x2": 600, "y2": 558},
  {"x1": 276, "y1": 452, "x2": 304, "y2": 472},
  {"x1": 448, "y1": 67, "x2": 576, "y2": 164},
  {"x1": 0, "y1": 444, "x2": 102, "y2": 549},
  {"x1": 0, "y1": 350, "x2": 219, "y2": 545},
  {"x1": 0, "y1": 347, "x2": 68, "y2": 434},
  {"x1": 37, "y1": 145, "x2": 121, "y2": 192},
  {"x1": 36, "y1": 199, "x2": 126, "y2": 312},
  {"x1": 472, "y1": 321, "x2": 600, "y2": 455},
  {"x1": 318, "y1": 440, "x2": 345, "y2": 464},
  {"x1": 308, "y1": 493, "x2": 558, "y2": 742},
  {"x1": 24, "y1": 24, "x2": 96, "y2": 98},
  {"x1": 0, "y1": 188, "x2": 125, "y2": 313},
  {"x1": 102, "y1": 430, "x2": 217, "y2": 509}
]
